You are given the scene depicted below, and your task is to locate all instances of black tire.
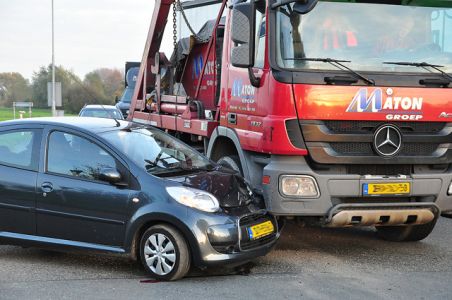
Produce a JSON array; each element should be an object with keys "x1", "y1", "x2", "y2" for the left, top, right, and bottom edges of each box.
[
  {"x1": 139, "y1": 224, "x2": 190, "y2": 281},
  {"x1": 376, "y1": 219, "x2": 437, "y2": 242},
  {"x1": 217, "y1": 155, "x2": 242, "y2": 175}
]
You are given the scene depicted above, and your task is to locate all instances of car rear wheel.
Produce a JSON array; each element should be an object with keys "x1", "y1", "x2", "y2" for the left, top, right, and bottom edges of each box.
[
  {"x1": 376, "y1": 219, "x2": 437, "y2": 242},
  {"x1": 140, "y1": 224, "x2": 191, "y2": 281}
]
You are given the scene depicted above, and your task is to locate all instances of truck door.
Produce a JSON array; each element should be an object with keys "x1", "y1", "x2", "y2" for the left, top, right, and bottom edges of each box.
[{"x1": 222, "y1": 1, "x2": 268, "y2": 152}]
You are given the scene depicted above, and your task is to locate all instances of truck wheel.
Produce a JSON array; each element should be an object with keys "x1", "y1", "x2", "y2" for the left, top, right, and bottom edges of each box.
[
  {"x1": 217, "y1": 155, "x2": 242, "y2": 175},
  {"x1": 140, "y1": 224, "x2": 191, "y2": 281},
  {"x1": 376, "y1": 219, "x2": 437, "y2": 242}
]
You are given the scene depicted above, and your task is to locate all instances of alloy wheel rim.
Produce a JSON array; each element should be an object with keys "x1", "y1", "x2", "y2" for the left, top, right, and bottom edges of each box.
[{"x1": 144, "y1": 233, "x2": 176, "y2": 276}]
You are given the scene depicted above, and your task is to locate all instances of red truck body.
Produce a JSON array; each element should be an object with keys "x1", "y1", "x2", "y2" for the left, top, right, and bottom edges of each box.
[{"x1": 129, "y1": 0, "x2": 452, "y2": 241}]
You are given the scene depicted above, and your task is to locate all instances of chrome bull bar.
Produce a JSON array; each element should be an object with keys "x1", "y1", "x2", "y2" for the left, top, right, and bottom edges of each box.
[{"x1": 326, "y1": 203, "x2": 440, "y2": 227}]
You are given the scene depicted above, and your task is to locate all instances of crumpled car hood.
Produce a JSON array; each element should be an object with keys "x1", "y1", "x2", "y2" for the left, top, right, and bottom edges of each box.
[{"x1": 168, "y1": 169, "x2": 255, "y2": 208}]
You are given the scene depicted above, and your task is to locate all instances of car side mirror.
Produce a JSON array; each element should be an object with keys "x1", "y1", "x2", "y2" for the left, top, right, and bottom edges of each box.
[
  {"x1": 99, "y1": 168, "x2": 123, "y2": 185},
  {"x1": 231, "y1": 1, "x2": 255, "y2": 68}
]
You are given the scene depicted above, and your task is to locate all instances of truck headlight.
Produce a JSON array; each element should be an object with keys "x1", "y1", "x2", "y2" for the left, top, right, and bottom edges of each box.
[
  {"x1": 280, "y1": 175, "x2": 320, "y2": 198},
  {"x1": 448, "y1": 182, "x2": 452, "y2": 195},
  {"x1": 166, "y1": 186, "x2": 220, "y2": 212}
]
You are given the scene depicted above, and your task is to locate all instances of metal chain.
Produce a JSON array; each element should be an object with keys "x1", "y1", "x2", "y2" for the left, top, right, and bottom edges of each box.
[
  {"x1": 172, "y1": 1, "x2": 177, "y2": 52},
  {"x1": 174, "y1": 0, "x2": 204, "y2": 42}
]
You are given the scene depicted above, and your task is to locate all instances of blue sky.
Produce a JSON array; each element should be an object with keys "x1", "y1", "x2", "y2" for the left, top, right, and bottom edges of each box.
[{"x1": 0, "y1": 0, "x2": 157, "y2": 80}]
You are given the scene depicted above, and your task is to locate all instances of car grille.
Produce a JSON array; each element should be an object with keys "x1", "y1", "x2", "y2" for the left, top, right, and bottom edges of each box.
[{"x1": 239, "y1": 213, "x2": 277, "y2": 251}]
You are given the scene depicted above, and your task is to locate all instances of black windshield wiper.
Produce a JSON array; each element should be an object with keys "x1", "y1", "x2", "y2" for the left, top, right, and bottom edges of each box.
[
  {"x1": 169, "y1": 162, "x2": 217, "y2": 172},
  {"x1": 384, "y1": 61, "x2": 452, "y2": 84},
  {"x1": 291, "y1": 58, "x2": 375, "y2": 85}
]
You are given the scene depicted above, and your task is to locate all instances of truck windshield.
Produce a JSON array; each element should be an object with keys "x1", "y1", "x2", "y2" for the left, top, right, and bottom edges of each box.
[
  {"x1": 102, "y1": 128, "x2": 214, "y2": 176},
  {"x1": 276, "y1": 1, "x2": 452, "y2": 74}
]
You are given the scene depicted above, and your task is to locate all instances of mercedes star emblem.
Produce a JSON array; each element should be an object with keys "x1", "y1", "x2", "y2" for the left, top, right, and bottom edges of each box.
[{"x1": 373, "y1": 124, "x2": 402, "y2": 157}]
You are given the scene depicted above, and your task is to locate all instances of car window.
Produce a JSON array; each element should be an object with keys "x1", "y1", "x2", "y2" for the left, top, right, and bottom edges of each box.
[
  {"x1": 80, "y1": 109, "x2": 123, "y2": 120},
  {"x1": 102, "y1": 127, "x2": 214, "y2": 176},
  {"x1": 47, "y1": 131, "x2": 117, "y2": 181},
  {"x1": 0, "y1": 130, "x2": 37, "y2": 170}
]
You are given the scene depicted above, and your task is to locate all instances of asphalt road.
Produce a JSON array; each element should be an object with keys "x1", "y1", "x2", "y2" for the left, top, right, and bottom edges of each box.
[{"x1": 1, "y1": 218, "x2": 452, "y2": 300}]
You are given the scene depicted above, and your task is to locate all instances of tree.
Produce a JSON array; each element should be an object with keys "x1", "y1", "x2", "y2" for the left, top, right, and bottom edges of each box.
[
  {"x1": 30, "y1": 65, "x2": 125, "y2": 113},
  {"x1": 0, "y1": 72, "x2": 32, "y2": 106},
  {"x1": 84, "y1": 68, "x2": 124, "y2": 102},
  {"x1": 31, "y1": 65, "x2": 79, "y2": 108},
  {"x1": 84, "y1": 71, "x2": 108, "y2": 102}
]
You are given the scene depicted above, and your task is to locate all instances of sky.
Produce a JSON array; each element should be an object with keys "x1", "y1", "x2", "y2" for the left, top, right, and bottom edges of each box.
[{"x1": 0, "y1": 0, "x2": 160, "y2": 80}]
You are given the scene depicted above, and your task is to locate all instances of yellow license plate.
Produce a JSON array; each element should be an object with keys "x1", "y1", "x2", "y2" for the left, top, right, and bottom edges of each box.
[
  {"x1": 363, "y1": 182, "x2": 410, "y2": 195},
  {"x1": 247, "y1": 220, "x2": 275, "y2": 240}
]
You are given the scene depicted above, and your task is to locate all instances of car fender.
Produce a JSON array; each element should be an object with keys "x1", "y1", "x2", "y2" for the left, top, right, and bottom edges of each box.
[{"x1": 124, "y1": 207, "x2": 203, "y2": 266}]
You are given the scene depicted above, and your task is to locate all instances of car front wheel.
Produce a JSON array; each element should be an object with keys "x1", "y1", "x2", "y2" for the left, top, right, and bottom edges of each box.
[{"x1": 139, "y1": 224, "x2": 191, "y2": 281}]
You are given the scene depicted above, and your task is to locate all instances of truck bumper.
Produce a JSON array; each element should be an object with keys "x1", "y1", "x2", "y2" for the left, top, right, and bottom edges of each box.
[{"x1": 262, "y1": 155, "x2": 452, "y2": 218}]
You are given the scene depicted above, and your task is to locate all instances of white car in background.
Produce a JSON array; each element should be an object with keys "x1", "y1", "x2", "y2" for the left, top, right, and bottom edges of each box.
[{"x1": 79, "y1": 105, "x2": 124, "y2": 120}]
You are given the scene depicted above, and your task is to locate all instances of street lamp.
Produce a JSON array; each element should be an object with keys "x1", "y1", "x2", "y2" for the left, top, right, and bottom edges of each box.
[{"x1": 51, "y1": 0, "x2": 56, "y2": 116}]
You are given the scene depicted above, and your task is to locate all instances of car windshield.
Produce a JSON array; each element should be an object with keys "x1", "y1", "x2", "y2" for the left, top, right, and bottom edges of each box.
[
  {"x1": 102, "y1": 127, "x2": 214, "y2": 175},
  {"x1": 81, "y1": 109, "x2": 124, "y2": 119},
  {"x1": 276, "y1": 0, "x2": 452, "y2": 74}
]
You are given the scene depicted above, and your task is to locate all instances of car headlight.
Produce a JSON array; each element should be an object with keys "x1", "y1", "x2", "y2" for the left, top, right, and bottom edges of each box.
[
  {"x1": 448, "y1": 181, "x2": 452, "y2": 195},
  {"x1": 166, "y1": 186, "x2": 220, "y2": 212},
  {"x1": 280, "y1": 175, "x2": 320, "y2": 198}
]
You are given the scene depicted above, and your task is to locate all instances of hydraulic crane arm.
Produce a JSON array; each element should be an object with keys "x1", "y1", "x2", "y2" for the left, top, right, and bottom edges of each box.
[
  {"x1": 129, "y1": 0, "x2": 173, "y2": 115},
  {"x1": 129, "y1": 0, "x2": 226, "y2": 117}
]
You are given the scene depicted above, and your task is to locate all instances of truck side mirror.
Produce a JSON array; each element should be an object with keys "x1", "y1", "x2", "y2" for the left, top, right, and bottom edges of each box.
[
  {"x1": 231, "y1": 1, "x2": 256, "y2": 68},
  {"x1": 293, "y1": 0, "x2": 318, "y2": 14}
]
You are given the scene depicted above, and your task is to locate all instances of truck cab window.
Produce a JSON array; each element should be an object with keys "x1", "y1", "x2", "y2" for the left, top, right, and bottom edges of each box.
[
  {"x1": 276, "y1": 2, "x2": 452, "y2": 74},
  {"x1": 255, "y1": 9, "x2": 266, "y2": 69},
  {"x1": 431, "y1": 9, "x2": 452, "y2": 52}
]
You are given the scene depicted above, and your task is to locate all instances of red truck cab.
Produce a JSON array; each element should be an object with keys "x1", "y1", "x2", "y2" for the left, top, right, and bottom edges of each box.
[{"x1": 130, "y1": 0, "x2": 452, "y2": 241}]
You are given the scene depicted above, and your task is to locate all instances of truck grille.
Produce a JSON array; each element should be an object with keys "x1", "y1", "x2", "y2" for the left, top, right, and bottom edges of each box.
[
  {"x1": 324, "y1": 121, "x2": 446, "y2": 133},
  {"x1": 346, "y1": 165, "x2": 412, "y2": 175},
  {"x1": 299, "y1": 121, "x2": 452, "y2": 166},
  {"x1": 330, "y1": 142, "x2": 440, "y2": 156}
]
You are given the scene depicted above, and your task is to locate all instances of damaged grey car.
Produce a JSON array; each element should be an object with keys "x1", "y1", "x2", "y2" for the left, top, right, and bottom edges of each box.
[{"x1": 0, "y1": 117, "x2": 279, "y2": 280}]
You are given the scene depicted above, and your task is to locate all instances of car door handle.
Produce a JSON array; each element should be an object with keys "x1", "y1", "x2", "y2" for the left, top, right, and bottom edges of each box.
[{"x1": 41, "y1": 182, "x2": 54, "y2": 193}]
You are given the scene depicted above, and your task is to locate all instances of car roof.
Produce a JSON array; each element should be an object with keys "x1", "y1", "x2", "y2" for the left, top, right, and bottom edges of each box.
[
  {"x1": 81, "y1": 105, "x2": 119, "y2": 110},
  {"x1": 0, "y1": 117, "x2": 136, "y2": 134}
]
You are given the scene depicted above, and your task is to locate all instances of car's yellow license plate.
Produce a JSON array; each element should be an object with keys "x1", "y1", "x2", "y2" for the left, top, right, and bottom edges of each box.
[
  {"x1": 363, "y1": 183, "x2": 410, "y2": 195},
  {"x1": 247, "y1": 220, "x2": 274, "y2": 240}
]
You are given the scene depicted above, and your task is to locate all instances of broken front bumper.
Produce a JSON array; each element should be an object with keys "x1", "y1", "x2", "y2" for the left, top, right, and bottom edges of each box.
[{"x1": 189, "y1": 209, "x2": 280, "y2": 267}]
